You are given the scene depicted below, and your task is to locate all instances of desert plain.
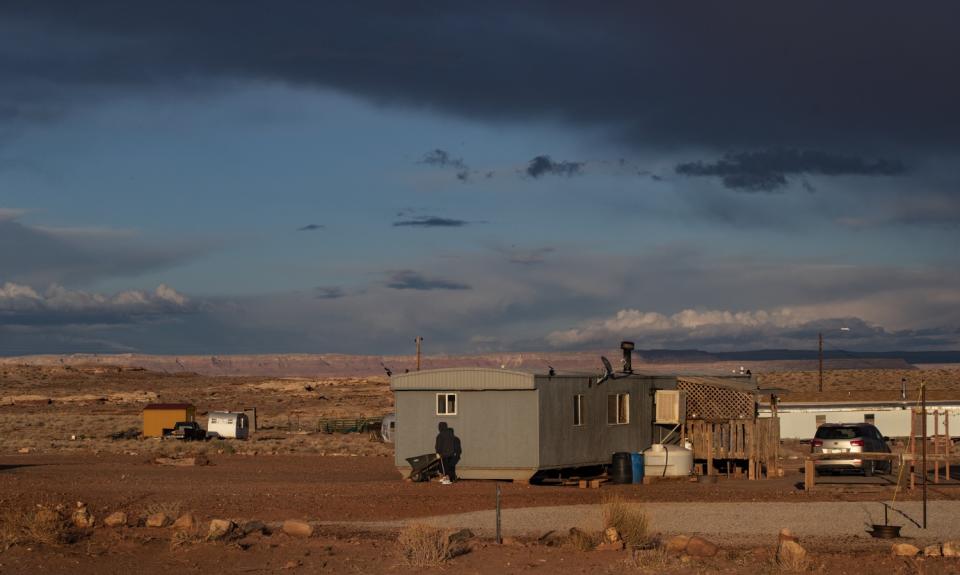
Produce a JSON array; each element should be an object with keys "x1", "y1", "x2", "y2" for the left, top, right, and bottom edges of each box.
[{"x1": 1, "y1": 355, "x2": 960, "y2": 574}]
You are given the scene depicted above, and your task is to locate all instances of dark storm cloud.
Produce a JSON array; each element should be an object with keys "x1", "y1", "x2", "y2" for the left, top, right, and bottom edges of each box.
[
  {"x1": 385, "y1": 270, "x2": 470, "y2": 291},
  {"x1": 0, "y1": 215, "x2": 202, "y2": 286},
  {"x1": 675, "y1": 150, "x2": 907, "y2": 192},
  {"x1": 297, "y1": 224, "x2": 324, "y2": 231},
  {"x1": 525, "y1": 156, "x2": 583, "y2": 178},
  {"x1": 4, "y1": 2, "x2": 959, "y2": 153},
  {"x1": 420, "y1": 149, "x2": 467, "y2": 171},
  {"x1": 393, "y1": 216, "x2": 469, "y2": 228}
]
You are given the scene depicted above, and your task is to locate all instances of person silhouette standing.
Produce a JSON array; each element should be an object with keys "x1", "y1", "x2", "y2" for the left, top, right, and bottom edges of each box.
[{"x1": 435, "y1": 422, "x2": 461, "y2": 483}]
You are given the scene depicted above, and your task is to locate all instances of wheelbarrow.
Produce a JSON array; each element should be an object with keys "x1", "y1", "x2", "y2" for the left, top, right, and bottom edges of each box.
[{"x1": 406, "y1": 453, "x2": 443, "y2": 482}]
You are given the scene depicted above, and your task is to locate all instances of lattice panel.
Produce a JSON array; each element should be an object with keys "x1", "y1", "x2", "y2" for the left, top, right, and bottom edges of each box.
[{"x1": 678, "y1": 381, "x2": 754, "y2": 421}]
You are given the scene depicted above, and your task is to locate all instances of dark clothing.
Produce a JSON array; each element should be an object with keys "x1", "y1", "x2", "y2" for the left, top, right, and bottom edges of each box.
[
  {"x1": 435, "y1": 428, "x2": 456, "y2": 457},
  {"x1": 435, "y1": 427, "x2": 462, "y2": 481},
  {"x1": 441, "y1": 456, "x2": 458, "y2": 481}
]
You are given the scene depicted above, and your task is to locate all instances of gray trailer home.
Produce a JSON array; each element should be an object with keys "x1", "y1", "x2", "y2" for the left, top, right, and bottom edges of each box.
[{"x1": 391, "y1": 367, "x2": 676, "y2": 481}]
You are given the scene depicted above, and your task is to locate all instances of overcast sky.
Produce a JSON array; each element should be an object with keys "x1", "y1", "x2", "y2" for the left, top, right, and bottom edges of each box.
[{"x1": 1, "y1": 2, "x2": 959, "y2": 355}]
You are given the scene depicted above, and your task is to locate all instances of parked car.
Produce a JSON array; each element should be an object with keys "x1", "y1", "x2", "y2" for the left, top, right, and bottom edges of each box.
[
  {"x1": 165, "y1": 421, "x2": 207, "y2": 441},
  {"x1": 812, "y1": 423, "x2": 892, "y2": 476}
]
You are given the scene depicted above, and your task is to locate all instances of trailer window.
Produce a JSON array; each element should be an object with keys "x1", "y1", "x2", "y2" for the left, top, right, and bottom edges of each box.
[
  {"x1": 436, "y1": 393, "x2": 457, "y2": 415},
  {"x1": 573, "y1": 395, "x2": 584, "y2": 426},
  {"x1": 607, "y1": 393, "x2": 629, "y2": 425}
]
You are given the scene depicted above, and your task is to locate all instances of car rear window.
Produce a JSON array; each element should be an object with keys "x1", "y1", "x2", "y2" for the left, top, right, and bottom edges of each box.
[{"x1": 815, "y1": 427, "x2": 860, "y2": 439}]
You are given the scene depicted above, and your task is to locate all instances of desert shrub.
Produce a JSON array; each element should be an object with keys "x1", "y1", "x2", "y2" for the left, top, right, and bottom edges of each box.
[
  {"x1": 603, "y1": 497, "x2": 650, "y2": 548},
  {"x1": 567, "y1": 528, "x2": 601, "y2": 551},
  {"x1": 0, "y1": 503, "x2": 75, "y2": 547},
  {"x1": 170, "y1": 529, "x2": 200, "y2": 550},
  {"x1": 396, "y1": 524, "x2": 464, "y2": 566},
  {"x1": 775, "y1": 544, "x2": 809, "y2": 572},
  {"x1": 625, "y1": 547, "x2": 676, "y2": 571}
]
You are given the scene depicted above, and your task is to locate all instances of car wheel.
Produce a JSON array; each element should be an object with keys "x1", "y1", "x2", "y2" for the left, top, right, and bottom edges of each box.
[{"x1": 863, "y1": 461, "x2": 874, "y2": 477}]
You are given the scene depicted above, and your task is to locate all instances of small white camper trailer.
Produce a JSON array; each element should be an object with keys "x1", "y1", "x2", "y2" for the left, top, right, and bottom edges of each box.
[{"x1": 207, "y1": 411, "x2": 250, "y2": 439}]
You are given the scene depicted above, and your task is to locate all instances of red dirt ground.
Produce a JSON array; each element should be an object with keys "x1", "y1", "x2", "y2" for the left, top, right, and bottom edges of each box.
[{"x1": 3, "y1": 455, "x2": 959, "y2": 574}]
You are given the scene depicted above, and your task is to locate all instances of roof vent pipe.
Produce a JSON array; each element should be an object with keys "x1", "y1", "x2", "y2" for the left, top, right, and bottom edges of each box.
[{"x1": 620, "y1": 341, "x2": 634, "y2": 374}]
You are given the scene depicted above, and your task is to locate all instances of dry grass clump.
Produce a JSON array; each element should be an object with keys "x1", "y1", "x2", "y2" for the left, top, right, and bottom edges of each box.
[
  {"x1": 396, "y1": 524, "x2": 465, "y2": 566},
  {"x1": 603, "y1": 496, "x2": 650, "y2": 548},
  {"x1": 170, "y1": 529, "x2": 201, "y2": 550},
  {"x1": 0, "y1": 503, "x2": 76, "y2": 548},
  {"x1": 624, "y1": 547, "x2": 676, "y2": 571},
  {"x1": 567, "y1": 528, "x2": 601, "y2": 551}
]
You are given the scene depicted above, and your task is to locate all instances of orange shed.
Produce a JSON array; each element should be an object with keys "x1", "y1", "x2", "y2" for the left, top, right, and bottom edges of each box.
[{"x1": 142, "y1": 403, "x2": 195, "y2": 437}]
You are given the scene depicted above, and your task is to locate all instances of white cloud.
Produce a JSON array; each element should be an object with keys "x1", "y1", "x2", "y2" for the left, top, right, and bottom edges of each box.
[{"x1": 0, "y1": 282, "x2": 191, "y2": 325}]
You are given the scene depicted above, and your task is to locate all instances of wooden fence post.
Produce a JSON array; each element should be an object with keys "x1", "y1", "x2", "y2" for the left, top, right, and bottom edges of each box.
[{"x1": 804, "y1": 459, "x2": 815, "y2": 491}]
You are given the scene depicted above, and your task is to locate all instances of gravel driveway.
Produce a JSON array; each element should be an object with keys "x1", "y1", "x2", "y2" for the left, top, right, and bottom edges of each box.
[{"x1": 371, "y1": 500, "x2": 960, "y2": 545}]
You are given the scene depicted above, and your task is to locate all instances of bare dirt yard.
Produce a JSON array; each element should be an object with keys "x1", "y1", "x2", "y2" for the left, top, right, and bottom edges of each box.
[{"x1": 2, "y1": 362, "x2": 960, "y2": 573}]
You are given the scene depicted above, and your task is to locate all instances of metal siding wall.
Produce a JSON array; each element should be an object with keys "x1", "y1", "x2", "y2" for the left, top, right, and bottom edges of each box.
[
  {"x1": 537, "y1": 376, "x2": 655, "y2": 468},
  {"x1": 394, "y1": 389, "x2": 539, "y2": 469}
]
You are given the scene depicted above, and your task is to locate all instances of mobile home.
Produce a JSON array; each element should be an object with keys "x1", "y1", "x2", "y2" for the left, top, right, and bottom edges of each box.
[{"x1": 391, "y1": 367, "x2": 678, "y2": 481}]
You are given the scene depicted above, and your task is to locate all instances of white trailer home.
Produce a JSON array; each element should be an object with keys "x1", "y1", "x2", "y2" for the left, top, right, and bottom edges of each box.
[
  {"x1": 207, "y1": 411, "x2": 250, "y2": 439},
  {"x1": 759, "y1": 400, "x2": 960, "y2": 439}
]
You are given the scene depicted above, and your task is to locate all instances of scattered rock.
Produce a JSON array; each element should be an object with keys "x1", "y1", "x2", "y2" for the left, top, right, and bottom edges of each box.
[
  {"x1": 891, "y1": 543, "x2": 920, "y2": 557},
  {"x1": 595, "y1": 540, "x2": 626, "y2": 551},
  {"x1": 685, "y1": 536, "x2": 719, "y2": 558},
  {"x1": 17, "y1": 447, "x2": 31, "y2": 454},
  {"x1": 283, "y1": 560, "x2": 302, "y2": 570},
  {"x1": 941, "y1": 540, "x2": 960, "y2": 557},
  {"x1": 172, "y1": 512, "x2": 196, "y2": 531},
  {"x1": 146, "y1": 513, "x2": 170, "y2": 528},
  {"x1": 72, "y1": 502, "x2": 95, "y2": 528},
  {"x1": 208, "y1": 519, "x2": 236, "y2": 540},
  {"x1": 924, "y1": 544, "x2": 942, "y2": 557},
  {"x1": 154, "y1": 457, "x2": 198, "y2": 467},
  {"x1": 282, "y1": 520, "x2": 313, "y2": 538},
  {"x1": 777, "y1": 540, "x2": 807, "y2": 567},
  {"x1": 242, "y1": 520, "x2": 266, "y2": 535},
  {"x1": 447, "y1": 528, "x2": 474, "y2": 544},
  {"x1": 604, "y1": 527, "x2": 621, "y2": 543},
  {"x1": 664, "y1": 535, "x2": 691, "y2": 554},
  {"x1": 500, "y1": 536, "x2": 521, "y2": 546},
  {"x1": 103, "y1": 511, "x2": 128, "y2": 527}
]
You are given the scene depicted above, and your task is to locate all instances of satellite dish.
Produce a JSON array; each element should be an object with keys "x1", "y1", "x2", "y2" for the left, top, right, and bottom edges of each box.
[
  {"x1": 601, "y1": 356, "x2": 614, "y2": 376},
  {"x1": 597, "y1": 356, "x2": 615, "y2": 385}
]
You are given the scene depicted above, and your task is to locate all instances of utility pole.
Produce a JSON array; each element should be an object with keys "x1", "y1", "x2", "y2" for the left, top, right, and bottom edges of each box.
[
  {"x1": 922, "y1": 381, "x2": 927, "y2": 529},
  {"x1": 415, "y1": 336, "x2": 423, "y2": 371},
  {"x1": 818, "y1": 332, "x2": 823, "y2": 393}
]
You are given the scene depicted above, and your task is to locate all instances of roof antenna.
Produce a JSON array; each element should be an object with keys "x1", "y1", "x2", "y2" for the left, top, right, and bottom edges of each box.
[
  {"x1": 597, "y1": 356, "x2": 615, "y2": 385},
  {"x1": 547, "y1": 365, "x2": 556, "y2": 377},
  {"x1": 380, "y1": 362, "x2": 393, "y2": 377}
]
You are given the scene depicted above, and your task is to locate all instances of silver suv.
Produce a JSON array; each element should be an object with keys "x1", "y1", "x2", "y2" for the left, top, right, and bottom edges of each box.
[{"x1": 812, "y1": 423, "x2": 892, "y2": 476}]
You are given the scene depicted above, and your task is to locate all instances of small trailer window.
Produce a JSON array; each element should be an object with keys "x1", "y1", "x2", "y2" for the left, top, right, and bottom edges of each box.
[
  {"x1": 436, "y1": 393, "x2": 457, "y2": 415},
  {"x1": 607, "y1": 393, "x2": 629, "y2": 425},
  {"x1": 573, "y1": 395, "x2": 584, "y2": 426}
]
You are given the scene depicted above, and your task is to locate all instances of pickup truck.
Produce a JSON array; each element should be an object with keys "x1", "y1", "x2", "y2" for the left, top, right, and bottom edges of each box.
[{"x1": 163, "y1": 421, "x2": 208, "y2": 441}]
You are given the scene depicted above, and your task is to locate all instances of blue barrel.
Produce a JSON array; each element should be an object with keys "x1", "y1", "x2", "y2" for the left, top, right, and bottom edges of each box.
[{"x1": 631, "y1": 453, "x2": 644, "y2": 484}]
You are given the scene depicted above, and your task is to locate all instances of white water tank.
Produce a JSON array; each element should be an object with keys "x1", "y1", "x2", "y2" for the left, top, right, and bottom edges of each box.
[{"x1": 643, "y1": 444, "x2": 693, "y2": 477}]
